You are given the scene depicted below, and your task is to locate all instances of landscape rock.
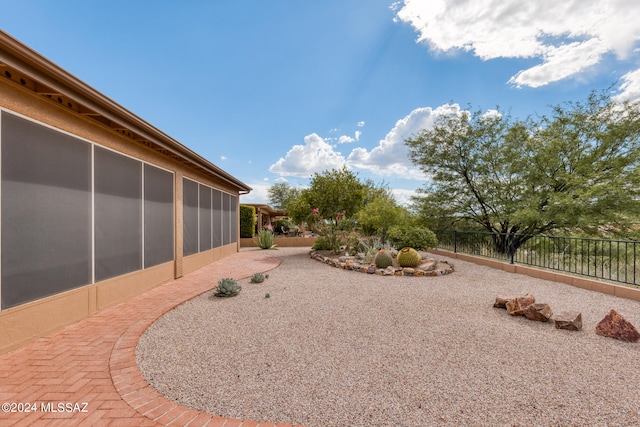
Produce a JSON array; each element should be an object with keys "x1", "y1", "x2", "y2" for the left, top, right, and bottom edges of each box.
[
  {"x1": 595, "y1": 309, "x2": 640, "y2": 342},
  {"x1": 505, "y1": 294, "x2": 535, "y2": 316},
  {"x1": 493, "y1": 295, "x2": 513, "y2": 309},
  {"x1": 554, "y1": 311, "x2": 583, "y2": 331},
  {"x1": 418, "y1": 261, "x2": 437, "y2": 272},
  {"x1": 309, "y1": 250, "x2": 454, "y2": 278},
  {"x1": 524, "y1": 303, "x2": 553, "y2": 322}
]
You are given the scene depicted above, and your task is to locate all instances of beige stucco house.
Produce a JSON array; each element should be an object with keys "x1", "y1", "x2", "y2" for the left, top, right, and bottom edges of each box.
[{"x1": 0, "y1": 30, "x2": 251, "y2": 354}]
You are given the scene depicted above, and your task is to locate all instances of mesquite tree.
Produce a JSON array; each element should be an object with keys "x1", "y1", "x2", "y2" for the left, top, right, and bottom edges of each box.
[{"x1": 406, "y1": 92, "x2": 640, "y2": 253}]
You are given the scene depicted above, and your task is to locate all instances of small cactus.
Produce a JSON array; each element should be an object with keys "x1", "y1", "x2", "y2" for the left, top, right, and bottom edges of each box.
[
  {"x1": 250, "y1": 273, "x2": 266, "y2": 283},
  {"x1": 212, "y1": 278, "x2": 241, "y2": 297},
  {"x1": 374, "y1": 250, "x2": 393, "y2": 268},
  {"x1": 397, "y1": 247, "x2": 421, "y2": 268}
]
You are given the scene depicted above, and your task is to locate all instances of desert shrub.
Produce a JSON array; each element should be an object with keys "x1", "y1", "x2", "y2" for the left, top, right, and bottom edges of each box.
[
  {"x1": 240, "y1": 205, "x2": 256, "y2": 238},
  {"x1": 312, "y1": 236, "x2": 337, "y2": 251},
  {"x1": 387, "y1": 225, "x2": 438, "y2": 250}
]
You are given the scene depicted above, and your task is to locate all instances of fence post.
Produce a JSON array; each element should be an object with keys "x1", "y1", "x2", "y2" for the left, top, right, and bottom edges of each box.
[{"x1": 453, "y1": 230, "x2": 457, "y2": 254}]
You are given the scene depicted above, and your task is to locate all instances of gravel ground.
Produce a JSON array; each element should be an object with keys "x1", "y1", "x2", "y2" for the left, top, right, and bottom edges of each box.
[{"x1": 136, "y1": 247, "x2": 640, "y2": 427}]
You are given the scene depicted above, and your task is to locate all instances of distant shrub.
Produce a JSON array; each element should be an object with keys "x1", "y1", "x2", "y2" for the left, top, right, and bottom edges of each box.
[
  {"x1": 387, "y1": 225, "x2": 438, "y2": 250},
  {"x1": 240, "y1": 205, "x2": 256, "y2": 238},
  {"x1": 312, "y1": 236, "x2": 335, "y2": 251}
]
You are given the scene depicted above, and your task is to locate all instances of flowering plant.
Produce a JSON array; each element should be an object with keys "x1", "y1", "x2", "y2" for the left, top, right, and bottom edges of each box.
[{"x1": 311, "y1": 209, "x2": 356, "y2": 254}]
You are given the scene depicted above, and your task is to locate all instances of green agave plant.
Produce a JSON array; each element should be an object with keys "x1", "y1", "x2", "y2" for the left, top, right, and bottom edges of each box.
[
  {"x1": 250, "y1": 272, "x2": 266, "y2": 283},
  {"x1": 212, "y1": 278, "x2": 241, "y2": 297},
  {"x1": 256, "y1": 229, "x2": 277, "y2": 249}
]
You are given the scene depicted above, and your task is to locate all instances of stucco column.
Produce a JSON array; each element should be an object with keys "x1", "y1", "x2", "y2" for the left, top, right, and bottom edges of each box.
[{"x1": 174, "y1": 171, "x2": 183, "y2": 278}]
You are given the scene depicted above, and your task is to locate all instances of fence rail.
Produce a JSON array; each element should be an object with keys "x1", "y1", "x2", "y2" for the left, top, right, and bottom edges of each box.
[{"x1": 435, "y1": 230, "x2": 639, "y2": 286}]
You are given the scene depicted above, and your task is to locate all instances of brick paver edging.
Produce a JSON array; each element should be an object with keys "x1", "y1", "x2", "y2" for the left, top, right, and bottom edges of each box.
[{"x1": 0, "y1": 250, "x2": 308, "y2": 427}]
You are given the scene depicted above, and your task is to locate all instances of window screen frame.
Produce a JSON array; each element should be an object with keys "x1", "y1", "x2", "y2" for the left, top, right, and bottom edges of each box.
[
  {"x1": 182, "y1": 177, "x2": 238, "y2": 256},
  {"x1": 0, "y1": 108, "x2": 177, "y2": 310},
  {"x1": 0, "y1": 110, "x2": 92, "y2": 309}
]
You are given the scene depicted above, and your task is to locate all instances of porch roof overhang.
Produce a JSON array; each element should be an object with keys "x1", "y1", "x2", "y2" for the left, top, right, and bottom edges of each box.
[{"x1": 0, "y1": 30, "x2": 251, "y2": 194}]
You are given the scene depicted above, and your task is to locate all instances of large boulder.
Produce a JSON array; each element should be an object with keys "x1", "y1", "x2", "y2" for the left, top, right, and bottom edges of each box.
[
  {"x1": 505, "y1": 294, "x2": 535, "y2": 316},
  {"x1": 524, "y1": 303, "x2": 553, "y2": 322},
  {"x1": 595, "y1": 309, "x2": 640, "y2": 342}
]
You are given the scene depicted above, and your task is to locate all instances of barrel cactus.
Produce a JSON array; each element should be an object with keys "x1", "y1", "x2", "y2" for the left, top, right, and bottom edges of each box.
[
  {"x1": 213, "y1": 278, "x2": 241, "y2": 297},
  {"x1": 397, "y1": 247, "x2": 421, "y2": 268},
  {"x1": 374, "y1": 250, "x2": 394, "y2": 268}
]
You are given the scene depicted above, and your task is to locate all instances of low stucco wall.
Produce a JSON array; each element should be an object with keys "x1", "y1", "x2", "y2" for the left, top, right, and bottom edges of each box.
[
  {"x1": 429, "y1": 248, "x2": 640, "y2": 302},
  {"x1": 240, "y1": 237, "x2": 317, "y2": 248},
  {"x1": 0, "y1": 243, "x2": 243, "y2": 355},
  {"x1": 0, "y1": 261, "x2": 174, "y2": 355}
]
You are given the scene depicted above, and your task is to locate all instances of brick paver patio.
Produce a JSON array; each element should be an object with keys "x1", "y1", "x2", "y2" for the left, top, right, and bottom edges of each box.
[{"x1": 0, "y1": 249, "x2": 306, "y2": 427}]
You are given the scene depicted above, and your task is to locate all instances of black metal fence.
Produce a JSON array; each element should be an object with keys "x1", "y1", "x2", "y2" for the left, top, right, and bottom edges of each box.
[{"x1": 435, "y1": 230, "x2": 639, "y2": 286}]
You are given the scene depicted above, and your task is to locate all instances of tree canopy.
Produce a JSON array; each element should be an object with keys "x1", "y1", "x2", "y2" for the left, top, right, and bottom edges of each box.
[
  {"x1": 288, "y1": 167, "x2": 367, "y2": 225},
  {"x1": 267, "y1": 182, "x2": 301, "y2": 210},
  {"x1": 406, "y1": 92, "x2": 640, "y2": 252}
]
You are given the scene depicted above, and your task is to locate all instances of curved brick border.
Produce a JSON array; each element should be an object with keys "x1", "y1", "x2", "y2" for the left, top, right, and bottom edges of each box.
[
  {"x1": 107, "y1": 252, "x2": 308, "y2": 426},
  {"x1": 310, "y1": 250, "x2": 454, "y2": 277}
]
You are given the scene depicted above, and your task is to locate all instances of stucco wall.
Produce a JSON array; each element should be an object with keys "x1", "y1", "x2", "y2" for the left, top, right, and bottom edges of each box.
[{"x1": 0, "y1": 77, "x2": 241, "y2": 354}]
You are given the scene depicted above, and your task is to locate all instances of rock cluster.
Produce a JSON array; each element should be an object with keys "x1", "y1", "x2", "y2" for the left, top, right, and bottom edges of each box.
[
  {"x1": 495, "y1": 293, "x2": 571, "y2": 328},
  {"x1": 495, "y1": 294, "x2": 640, "y2": 342},
  {"x1": 309, "y1": 251, "x2": 454, "y2": 277}
]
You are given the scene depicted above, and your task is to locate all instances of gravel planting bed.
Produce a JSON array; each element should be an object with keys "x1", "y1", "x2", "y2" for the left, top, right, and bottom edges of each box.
[{"x1": 136, "y1": 247, "x2": 640, "y2": 427}]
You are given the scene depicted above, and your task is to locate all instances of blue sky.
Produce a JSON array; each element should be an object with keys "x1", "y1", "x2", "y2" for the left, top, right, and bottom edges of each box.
[{"x1": 3, "y1": 1, "x2": 639, "y2": 205}]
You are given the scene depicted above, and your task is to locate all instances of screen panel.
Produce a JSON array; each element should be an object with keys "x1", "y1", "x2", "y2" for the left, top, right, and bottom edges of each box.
[
  {"x1": 144, "y1": 164, "x2": 174, "y2": 268},
  {"x1": 183, "y1": 178, "x2": 199, "y2": 256},
  {"x1": 94, "y1": 147, "x2": 142, "y2": 282},
  {"x1": 199, "y1": 185, "x2": 212, "y2": 251},
  {"x1": 1, "y1": 112, "x2": 92, "y2": 309},
  {"x1": 212, "y1": 189, "x2": 222, "y2": 248},
  {"x1": 222, "y1": 192, "x2": 231, "y2": 245}
]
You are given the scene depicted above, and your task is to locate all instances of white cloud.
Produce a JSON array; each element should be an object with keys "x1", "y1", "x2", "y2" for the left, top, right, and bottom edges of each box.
[
  {"x1": 338, "y1": 130, "x2": 362, "y2": 144},
  {"x1": 615, "y1": 69, "x2": 640, "y2": 103},
  {"x1": 346, "y1": 105, "x2": 461, "y2": 180},
  {"x1": 269, "y1": 133, "x2": 347, "y2": 177},
  {"x1": 395, "y1": 0, "x2": 640, "y2": 89},
  {"x1": 357, "y1": 121, "x2": 365, "y2": 127},
  {"x1": 239, "y1": 182, "x2": 270, "y2": 204},
  {"x1": 220, "y1": 155, "x2": 227, "y2": 160},
  {"x1": 390, "y1": 188, "x2": 418, "y2": 206}
]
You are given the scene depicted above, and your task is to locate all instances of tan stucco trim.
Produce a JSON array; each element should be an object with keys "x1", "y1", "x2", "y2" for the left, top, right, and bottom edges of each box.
[{"x1": 0, "y1": 30, "x2": 251, "y2": 194}]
